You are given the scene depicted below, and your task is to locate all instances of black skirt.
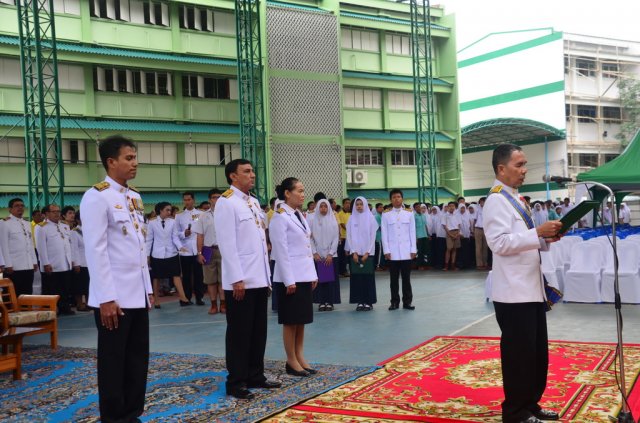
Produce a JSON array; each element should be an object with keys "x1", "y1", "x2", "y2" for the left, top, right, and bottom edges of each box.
[
  {"x1": 349, "y1": 273, "x2": 377, "y2": 305},
  {"x1": 274, "y1": 282, "x2": 313, "y2": 325},
  {"x1": 72, "y1": 266, "x2": 90, "y2": 296},
  {"x1": 150, "y1": 255, "x2": 181, "y2": 279}
]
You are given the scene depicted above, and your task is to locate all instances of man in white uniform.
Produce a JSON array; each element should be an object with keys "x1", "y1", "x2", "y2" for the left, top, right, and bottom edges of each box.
[
  {"x1": 484, "y1": 144, "x2": 562, "y2": 423},
  {"x1": 36, "y1": 204, "x2": 74, "y2": 314},
  {"x1": 214, "y1": 159, "x2": 281, "y2": 400},
  {"x1": 381, "y1": 188, "x2": 417, "y2": 311},
  {"x1": 0, "y1": 198, "x2": 38, "y2": 295},
  {"x1": 175, "y1": 192, "x2": 205, "y2": 305},
  {"x1": 80, "y1": 135, "x2": 153, "y2": 423}
]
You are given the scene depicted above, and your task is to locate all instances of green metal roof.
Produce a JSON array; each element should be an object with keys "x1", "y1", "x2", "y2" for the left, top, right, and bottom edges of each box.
[
  {"x1": 267, "y1": 0, "x2": 330, "y2": 13},
  {"x1": 347, "y1": 188, "x2": 456, "y2": 202},
  {"x1": 0, "y1": 114, "x2": 239, "y2": 135},
  {"x1": 345, "y1": 129, "x2": 454, "y2": 142},
  {"x1": 343, "y1": 71, "x2": 452, "y2": 87},
  {"x1": 461, "y1": 118, "x2": 565, "y2": 151},
  {"x1": 0, "y1": 35, "x2": 237, "y2": 67},
  {"x1": 340, "y1": 11, "x2": 449, "y2": 31}
]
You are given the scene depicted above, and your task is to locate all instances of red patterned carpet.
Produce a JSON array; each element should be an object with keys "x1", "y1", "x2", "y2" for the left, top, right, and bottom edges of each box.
[{"x1": 265, "y1": 336, "x2": 640, "y2": 422}]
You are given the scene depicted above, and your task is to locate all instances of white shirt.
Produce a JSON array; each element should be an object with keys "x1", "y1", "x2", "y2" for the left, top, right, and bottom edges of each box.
[
  {"x1": 214, "y1": 185, "x2": 271, "y2": 290},
  {"x1": 71, "y1": 226, "x2": 87, "y2": 268},
  {"x1": 35, "y1": 219, "x2": 72, "y2": 272},
  {"x1": 475, "y1": 205, "x2": 484, "y2": 228},
  {"x1": 270, "y1": 204, "x2": 318, "y2": 287},
  {"x1": 80, "y1": 176, "x2": 152, "y2": 308},
  {"x1": 442, "y1": 212, "x2": 462, "y2": 231},
  {"x1": 146, "y1": 218, "x2": 182, "y2": 259},
  {"x1": 193, "y1": 209, "x2": 217, "y2": 246},
  {"x1": 0, "y1": 214, "x2": 37, "y2": 271},
  {"x1": 484, "y1": 179, "x2": 548, "y2": 303},
  {"x1": 381, "y1": 207, "x2": 417, "y2": 260},
  {"x1": 174, "y1": 207, "x2": 200, "y2": 256}
]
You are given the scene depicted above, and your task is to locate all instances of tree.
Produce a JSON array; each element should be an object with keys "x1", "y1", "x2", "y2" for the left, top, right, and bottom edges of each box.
[{"x1": 616, "y1": 75, "x2": 640, "y2": 148}]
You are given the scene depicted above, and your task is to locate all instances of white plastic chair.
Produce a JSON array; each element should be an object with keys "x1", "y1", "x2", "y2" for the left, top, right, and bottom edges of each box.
[
  {"x1": 560, "y1": 236, "x2": 583, "y2": 279},
  {"x1": 563, "y1": 242, "x2": 605, "y2": 303},
  {"x1": 601, "y1": 241, "x2": 640, "y2": 303},
  {"x1": 541, "y1": 248, "x2": 561, "y2": 290},
  {"x1": 625, "y1": 234, "x2": 640, "y2": 243},
  {"x1": 485, "y1": 271, "x2": 492, "y2": 302}
]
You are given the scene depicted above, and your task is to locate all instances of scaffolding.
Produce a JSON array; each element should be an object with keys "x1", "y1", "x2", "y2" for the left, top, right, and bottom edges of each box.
[
  {"x1": 17, "y1": 0, "x2": 64, "y2": 212},
  {"x1": 407, "y1": 0, "x2": 438, "y2": 204},
  {"x1": 235, "y1": 0, "x2": 268, "y2": 204}
]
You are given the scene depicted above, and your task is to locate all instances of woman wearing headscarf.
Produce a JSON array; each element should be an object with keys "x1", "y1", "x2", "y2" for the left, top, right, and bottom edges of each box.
[
  {"x1": 310, "y1": 199, "x2": 341, "y2": 311},
  {"x1": 270, "y1": 178, "x2": 318, "y2": 377},
  {"x1": 457, "y1": 204, "x2": 473, "y2": 269},
  {"x1": 434, "y1": 205, "x2": 448, "y2": 269},
  {"x1": 533, "y1": 202, "x2": 549, "y2": 227},
  {"x1": 619, "y1": 203, "x2": 631, "y2": 224},
  {"x1": 467, "y1": 204, "x2": 478, "y2": 268},
  {"x1": 347, "y1": 197, "x2": 378, "y2": 311}
]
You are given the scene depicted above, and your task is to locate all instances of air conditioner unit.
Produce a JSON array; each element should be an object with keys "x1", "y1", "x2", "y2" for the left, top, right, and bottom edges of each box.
[
  {"x1": 346, "y1": 168, "x2": 353, "y2": 184},
  {"x1": 353, "y1": 169, "x2": 368, "y2": 184}
]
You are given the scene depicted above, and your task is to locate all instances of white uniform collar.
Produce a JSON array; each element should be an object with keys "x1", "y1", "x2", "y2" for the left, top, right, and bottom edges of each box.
[
  {"x1": 106, "y1": 175, "x2": 130, "y2": 194},
  {"x1": 281, "y1": 203, "x2": 297, "y2": 214},
  {"x1": 494, "y1": 178, "x2": 519, "y2": 197},
  {"x1": 230, "y1": 184, "x2": 251, "y2": 201},
  {"x1": 393, "y1": 207, "x2": 403, "y2": 212}
]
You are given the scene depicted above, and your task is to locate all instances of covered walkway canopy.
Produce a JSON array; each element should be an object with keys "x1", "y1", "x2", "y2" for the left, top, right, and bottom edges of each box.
[{"x1": 461, "y1": 117, "x2": 565, "y2": 151}]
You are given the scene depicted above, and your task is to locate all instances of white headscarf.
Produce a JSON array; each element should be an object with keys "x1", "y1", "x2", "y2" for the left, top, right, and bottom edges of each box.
[
  {"x1": 458, "y1": 203, "x2": 471, "y2": 238},
  {"x1": 310, "y1": 199, "x2": 339, "y2": 257},
  {"x1": 533, "y1": 203, "x2": 548, "y2": 227},
  {"x1": 346, "y1": 197, "x2": 378, "y2": 255}
]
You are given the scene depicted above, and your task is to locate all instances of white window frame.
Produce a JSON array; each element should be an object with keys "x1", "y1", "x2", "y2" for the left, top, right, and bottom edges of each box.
[{"x1": 391, "y1": 149, "x2": 416, "y2": 166}]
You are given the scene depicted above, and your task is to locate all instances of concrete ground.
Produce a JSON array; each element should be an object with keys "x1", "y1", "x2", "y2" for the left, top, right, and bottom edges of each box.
[{"x1": 26, "y1": 270, "x2": 640, "y2": 367}]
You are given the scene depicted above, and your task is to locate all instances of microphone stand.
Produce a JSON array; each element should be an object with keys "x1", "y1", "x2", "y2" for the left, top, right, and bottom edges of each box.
[{"x1": 568, "y1": 180, "x2": 634, "y2": 423}]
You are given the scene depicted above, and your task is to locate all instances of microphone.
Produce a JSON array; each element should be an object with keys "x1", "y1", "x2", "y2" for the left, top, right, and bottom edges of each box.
[{"x1": 542, "y1": 174, "x2": 574, "y2": 184}]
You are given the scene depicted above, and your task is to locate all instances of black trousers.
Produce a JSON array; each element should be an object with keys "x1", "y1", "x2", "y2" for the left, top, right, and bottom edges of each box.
[
  {"x1": 225, "y1": 287, "x2": 268, "y2": 390},
  {"x1": 41, "y1": 271, "x2": 73, "y2": 312},
  {"x1": 416, "y1": 237, "x2": 430, "y2": 266},
  {"x1": 337, "y1": 239, "x2": 348, "y2": 274},
  {"x1": 7, "y1": 269, "x2": 34, "y2": 296},
  {"x1": 180, "y1": 255, "x2": 204, "y2": 301},
  {"x1": 493, "y1": 301, "x2": 548, "y2": 423},
  {"x1": 389, "y1": 260, "x2": 413, "y2": 306},
  {"x1": 94, "y1": 307, "x2": 149, "y2": 423}
]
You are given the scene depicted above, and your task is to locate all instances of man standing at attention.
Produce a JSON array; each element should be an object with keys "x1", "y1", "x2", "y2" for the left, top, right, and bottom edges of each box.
[
  {"x1": 336, "y1": 198, "x2": 351, "y2": 277},
  {"x1": 0, "y1": 198, "x2": 38, "y2": 296},
  {"x1": 381, "y1": 189, "x2": 417, "y2": 311},
  {"x1": 175, "y1": 192, "x2": 205, "y2": 305},
  {"x1": 214, "y1": 159, "x2": 281, "y2": 400},
  {"x1": 81, "y1": 135, "x2": 153, "y2": 423},
  {"x1": 484, "y1": 143, "x2": 562, "y2": 423}
]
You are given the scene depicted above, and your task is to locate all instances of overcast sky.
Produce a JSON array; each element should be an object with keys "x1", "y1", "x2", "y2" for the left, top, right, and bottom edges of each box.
[{"x1": 437, "y1": 0, "x2": 640, "y2": 51}]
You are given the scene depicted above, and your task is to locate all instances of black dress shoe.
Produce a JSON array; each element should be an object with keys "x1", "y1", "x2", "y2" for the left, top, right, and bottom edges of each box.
[
  {"x1": 227, "y1": 387, "x2": 255, "y2": 400},
  {"x1": 519, "y1": 417, "x2": 544, "y2": 423},
  {"x1": 388, "y1": 303, "x2": 399, "y2": 310},
  {"x1": 247, "y1": 380, "x2": 282, "y2": 389},
  {"x1": 303, "y1": 367, "x2": 318, "y2": 374},
  {"x1": 402, "y1": 304, "x2": 416, "y2": 310},
  {"x1": 533, "y1": 409, "x2": 559, "y2": 421},
  {"x1": 195, "y1": 298, "x2": 205, "y2": 306},
  {"x1": 179, "y1": 300, "x2": 193, "y2": 307},
  {"x1": 285, "y1": 363, "x2": 310, "y2": 377}
]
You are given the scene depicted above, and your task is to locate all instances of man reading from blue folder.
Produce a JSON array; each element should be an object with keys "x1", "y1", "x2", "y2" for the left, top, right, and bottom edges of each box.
[{"x1": 483, "y1": 144, "x2": 562, "y2": 423}]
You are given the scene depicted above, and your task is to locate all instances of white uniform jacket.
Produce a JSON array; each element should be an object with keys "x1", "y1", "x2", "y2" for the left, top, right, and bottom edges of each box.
[
  {"x1": 0, "y1": 215, "x2": 37, "y2": 271},
  {"x1": 214, "y1": 185, "x2": 271, "y2": 290},
  {"x1": 71, "y1": 226, "x2": 87, "y2": 268},
  {"x1": 270, "y1": 204, "x2": 318, "y2": 287},
  {"x1": 36, "y1": 220, "x2": 72, "y2": 272},
  {"x1": 174, "y1": 208, "x2": 200, "y2": 256},
  {"x1": 483, "y1": 180, "x2": 548, "y2": 303},
  {"x1": 80, "y1": 176, "x2": 152, "y2": 308},
  {"x1": 381, "y1": 208, "x2": 417, "y2": 260},
  {"x1": 146, "y1": 218, "x2": 182, "y2": 259}
]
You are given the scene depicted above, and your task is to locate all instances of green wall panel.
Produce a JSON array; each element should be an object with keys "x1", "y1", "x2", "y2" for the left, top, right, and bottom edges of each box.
[
  {"x1": 0, "y1": 88, "x2": 23, "y2": 113},
  {"x1": 341, "y1": 51, "x2": 381, "y2": 73},
  {"x1": 384, "y1": 55, "x2": 412, "y2": 75},
  {"x1": 91, "y1": 21, "x2": 173, "y2": 51},
  {"x1": 346, "y1": 167, "x2": 386, "y2": 188},
  {"x1": 388, "y1": 111, "x2": 415, "y2": 131},
  {"x1": 0, "y1": 7, "x2": 18, "y2": 35},
  {"x1": 343, "y1": 109, "x2": 383, "y2": 130},
  {"x1": 54, "y1": 15, "x2": 83, "y2": 41},
  {"x1": 183, "y1": 99, "x2": 239, "y2": 123},
  {"x1": 180, "y1": 33, "x2": 236, "y2": 58},
  {"x1": 95, "y1": 93, "x2": 176, "y2": 119}
]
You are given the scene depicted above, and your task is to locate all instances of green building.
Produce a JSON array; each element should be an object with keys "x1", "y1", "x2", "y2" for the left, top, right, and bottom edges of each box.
[{"x1": 0, "y1": 0, "x2": 462, "y2": 213}]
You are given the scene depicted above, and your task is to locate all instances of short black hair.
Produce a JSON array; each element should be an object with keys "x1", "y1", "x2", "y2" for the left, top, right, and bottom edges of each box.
[
  {"x1": 269, "y1": 197, "x2": 276, "y2": 207},
  {"x1": 98, "y1": 135, "x2": 137, "y2": 171},
  {"x1": 42, "y1": 204, "x2": 59, "y2": 213},
  {"x1": 198, "y1": 201, "x2": 210, "y2": 208},
  {"x1": 479, "y1": 196, "x2": 487, "y2": 202},
  {"x1": 342, "y1": 198, "x2": 351, "y2": 205},
  {"x1": 61, "y1": 206, "x2": 75, "y2": 216},
  {"x1": 155, "y1": 201, "x2": 171, "y2": 215},
  {"x1": 8, "y1": 198, "x2": 24, "y2": 208},
  {"x1": 329, "y1": 198, "x2": 336, "y2": 205},
  {"x1": 389, "y1": 188, "x2": 403, "y2": 200},
  {"x1": 523, "y1": 196, "x2": 531, "y2": 202},
  {"x1": 457, "y1": 197, "x2": 465, "y2": 202},
  {"x1": 225, "y1": 158, "x2": 252, "y2": 184},
  {"x1": 208, "y1": 188, "x2": 223, "y2": 198},
  {"x1": 183, "y1": 192, "x2": 195, "y2": 200},
  {"x1": 413, "y1": 202, "x2": 420, "y2": 207},
  {"x1": 275, "y1": 177, "x2": 300, "y2": 201},
  {"x1": 307, "y1": 201, "x2": 315, "y2": 208},
  {"x1": 448, "y1": 201, "x2": 457, "y2": 206},
  {"x1": 492, "y1": 143, "x2": 522, "y2": 174},
  {"x1": 314, "y1": 192, "x2": 327, "y2": 203},
  {"x1": 375, "y1": 202, "x2": 383, "y2": 208}
]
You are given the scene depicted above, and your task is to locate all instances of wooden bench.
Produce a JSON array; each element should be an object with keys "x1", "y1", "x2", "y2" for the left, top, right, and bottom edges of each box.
[
  {"x1": 0, "y1": 279, "x2": 59, "y2": 349},
  {"x1": 0, "y1": 302, "x2": 39, "y2": 380}
]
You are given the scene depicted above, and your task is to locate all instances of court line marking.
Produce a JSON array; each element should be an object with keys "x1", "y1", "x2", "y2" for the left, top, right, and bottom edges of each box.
[{"x1": 448, "y1": 312, "x2": 496, "y2": 336}]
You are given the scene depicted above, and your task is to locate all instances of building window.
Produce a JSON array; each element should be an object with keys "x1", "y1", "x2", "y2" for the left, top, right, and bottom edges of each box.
[
  {"x1": 345, "y1": 148, "x2": 383, "y2": 166},
  {"x1": 343, "y1": 88, "x2": 381, "y2": 110},
  {"x1": 564, "y1": 55, "x2": 569, "y2": 74},
  {"x1": 388, "y1": 91, "x2": 414, "y2": 112},
  {"x1": 62, "y1": 139, "x2": 86, "y2": 164},
  {"x1": 0, "y1": 57, "x2": 23, "y2": 86},
  {"x1": 565, "y1": 104, "x2": 571, "y2": 120},
  {"x1": 90, "y1": 0, "x2": 168, "y2": 26},
  {"x1": 178, "y1": 5, "x2": 234, "y2": 33},
  {"x1": 578, "y1": 153, "x2": 598, "y2": 167},
  {"x1": 136, "y1": 142, "x2": 177, "y2": 164},
  {"x1": 94, "y1": 67, "x2": 172, "y2": 96},
  {"x1": 341, "y1": 28, "x2": 379, "y2": 52},
  {"x1": 391, "y1": 149, "x2": 416, "y2": 166},
  {"x1": 184, "y1": 143, "x2": 223, "y2": 165},
  {"x1": 576, "y1": 105, "x2": 596, "y2": 123},
  {"x1": 385, "y1": 33, "x2": 411, "y2": 56},
  {"x1": 0, "y1": 137, "x2": 25, "y2": 163},
  {"x1": 602, "y1": 106, "x2": 622, "y2": 123},
  {"x1": 143, "y1": 1, "x2": 169, "y2": 26},
  {"x1": 602, "y1": 62, "x2": 619, "y2": 78},
  {"x1": 603, "y1": 154, "x2": 618, "y2": 163},
  {"x1": 575, "y1": 58, "x2": 596, "y2": 77},
  {"x1": 182, "y1": 74, "x2": 236, "y2": 100}
]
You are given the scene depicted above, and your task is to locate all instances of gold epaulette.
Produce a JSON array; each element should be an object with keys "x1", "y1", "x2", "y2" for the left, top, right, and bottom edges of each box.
[
  {"x1": 383, "y1": 209, "x2": 391, "y2": 213},
  {"x1": 405, "y1": 207, "x2": 412, "y2": 212},
  {"x1": 128, "y1": 184, "x2": 140, "y2": 193},
  {"x1": 149, "y1": 216, "x2": 157, "y2": 221},
  {"x1": 490, "y1": 185, "x2": 503, "y2": 194},
  {"x1": 222, "y1": 189, "x2": 233, "y2": 198},
  {"x1": 277, "y1": 208, "x2": 286, "y2": 214},
  {"x1": 39, "y1": 221, "x2": 47, "y2": 226},
  {"x1": 93, "y1": 181, "x2": 110, "y2": 191}
]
